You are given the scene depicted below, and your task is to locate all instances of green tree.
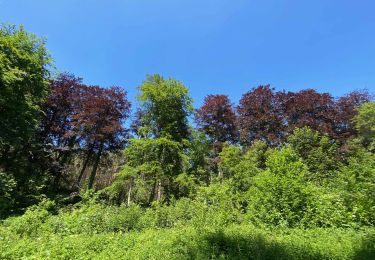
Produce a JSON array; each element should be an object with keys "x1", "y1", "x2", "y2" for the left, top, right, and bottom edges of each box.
[
  {"x1": 218, "y1": 143, "x2": 242, "y2": 179},
  {"x1": 217, "y1": 141, "x2": 269, "y2": 192},
  {"x1": 243, "y1": 140, "x2": 269, "y2": 169},
  {"x1": 0, "y1": 25, "x2": 51, "y2": 216},
  {"x1": 287, "y1": 127, "x2": 341, "y2": 183},
  {"x1": 108, "y1": 137, "x2": 186, "y2": 205},
  {"x1": 112, "y1": 74, "x2": 194, "y2": 204},
  {"x1": 186, "y1": 129, "x2": 211, "y2": 184},
  {"x1": 353, "y1": 101, "x2": 375, "y2": 150},
  {"x1": 0, "y1": 25, "x2": 51, "y2": 161},
  {"x1": 137, "y1": 74, "x2": 193, "y2": 142}
]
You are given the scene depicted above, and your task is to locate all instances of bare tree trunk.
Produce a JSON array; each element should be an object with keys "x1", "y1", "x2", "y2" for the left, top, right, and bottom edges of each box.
[
  {"x1": 218, "y1": 168, "x2": 223, "y2": 180},
  {"x1": 54, "y1": 138, "x2": 76, "y2": 190},
  {"x1": 76, "y1": 146, "x2": 93, "y2": 188},
  {"x1": 149, "y1": 179, "x2": 157, "y2": 204},
  {"x1": 156, "y1": 179, "x2": 162, "y2": 202},
  {"x1": 127, "y1": 178, "x2": 133, "y2": 206},
  {"x1": 88, "y1": 142, "x2": 104, "y2": 190}
]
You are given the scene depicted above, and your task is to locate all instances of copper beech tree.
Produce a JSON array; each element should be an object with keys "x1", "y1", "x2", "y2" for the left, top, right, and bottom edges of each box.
[
  {"x1": 43, "y1": 73, "x2": 131, "y2": 190},
  {"x1": 237, "y1": 85, "x2": 284, "y2": 146},
  {"x1": 236, "y1": 85, "x2": 370, "y2": 147},
  {"x1": 195, "y1": 94, "x2": 238, "y2": 148},
  {"x1": 42, "y1": 73, "x2": 83, "y2": 189},
  {"x1": 280, "y1": 89, "x2": 336, "y2": 137},
  {"x1": 333, "y1": 90, "x2": 371, "y2": 141}
]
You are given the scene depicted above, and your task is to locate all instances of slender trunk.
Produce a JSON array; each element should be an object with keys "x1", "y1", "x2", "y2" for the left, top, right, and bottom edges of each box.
[
  {"x1": 76, "y1": 146, "x2": 94, "y2": 188},
  {"x1": 156, "y1": 179, "x2": 162, "y2": 202},
  {"x1": 218, "y1": 168, "x2": 223, "y2": 179},
  {"x1": 149, "y1": 179, "x2": 157, "y2": 204},
  {"x1": 54, "y1": 138, "x2": 76, "y2": 190},
  {"x1": 87, "y1": 142, "x2": 104, "y2": 190},
  {"x1": 127, "y1": 178, "x2": 133, "y2": 206}
]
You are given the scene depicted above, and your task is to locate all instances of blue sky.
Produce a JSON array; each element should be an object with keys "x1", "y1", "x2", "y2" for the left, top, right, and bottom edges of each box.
[{"x1": 1, "y1": 0, "x2": 374, "y2": 107}]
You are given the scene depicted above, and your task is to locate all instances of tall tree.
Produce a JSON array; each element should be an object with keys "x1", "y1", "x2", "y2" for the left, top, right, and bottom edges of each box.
[
  {"x1": 287, "y1": 127, "x2": 341, "y2": 183},
  {"x1": 281, "y1": 89, "x2": 335, "y2": 137},
  {"x1": 110, "y1": 74, "x2": 193, "y2": 203},
  {"x1": 195, "y1": 94, "x2": 238, "y2": 146},
  {"x1": 41, "y1": 73, "x2": 83, "y2": 189},
  {"x1": 185, "y1": 129, "x2": 211, "y2": 184},
  {"x1": 73, "y1": 85, "x2": 131, "y2": 189},
  {"x1": 0, "y1": 25, "x2": 51, "y2": 215},
  {"x1": 43, "y1": 74, "x2": 131, "y2": 190},
  {"x1": 0, "y1": 25, "x2": 51, "y2": 168},
  {"x1": 237, "y1": 85, "x2": 284, "y2": 146},
  {"x1": 333, "y1": 90, "x2": 371, "y2": 141},
  {"x1": 137, "y1": 74, "x2": 193, "y2": 142},
  {"x1": 353, "y1": 101, "x2": 375, "y2": 150},
  {"x1": 108, "y1": 137, "x2": 185, "y2": 205}
]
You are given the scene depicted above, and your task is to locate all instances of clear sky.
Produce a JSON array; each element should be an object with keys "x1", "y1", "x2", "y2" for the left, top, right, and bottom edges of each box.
[{"x1": 1, "y1": 0, "x2": 374, "y2": 107}]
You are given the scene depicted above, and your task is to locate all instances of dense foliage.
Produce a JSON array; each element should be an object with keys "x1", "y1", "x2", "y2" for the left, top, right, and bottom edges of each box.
[{"x1": 0, "y1": 25, "x2": 374, "y2": 259}]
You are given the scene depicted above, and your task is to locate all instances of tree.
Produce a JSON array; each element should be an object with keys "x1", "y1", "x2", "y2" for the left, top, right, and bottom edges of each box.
[
  {"x1": 42, "y1": 75, "x2": 131, "y2": 190},
  {"x1": 185, "y1": 129, "x2": 211, "y2": 184},
  {"x1": 281, "y1": 89, "x2": 335, "y2": 137},
  {"x1": 137, "y1": 74, "x2": 193, "y2": 142},
  {"x1": 41, "y1": 73, "x2": 83, "y2": 189},
  {"x1": 108, "y1": 137, "x2": 185, "y2": 205},
  {"x1": 333, "y1": 90, "x2": 370, "y2": 141},
  {"x1": 218, "y1": 143, "x2": 243, "y2": 180},
  {"x1": 353, "y1": 101, "x2": 375, "y2": 150},
  {"x1": 195, "y1": 94, "x2": 238, "y2": 146},
  {"x1": 0, "y1": 25, "x2": 51, "y2": 155},
  {"x1": 43, "y1": 73, "x2": 83, "y2": 148},
  {"x1": 287, "y1": 127, "x2": 341, "y2": 183},
  {"x1": 237, "y1": 85, "x2": 284, "y2": 146},
  {"x1": 0, "y1": 25, "x2": 51, "y2": 215},
  {"x1": 110, "y1": 74, "x2": 194, "y2": 203},
  {"x1": 73, "y1": 85, "x2": 131, "y2": 189}
]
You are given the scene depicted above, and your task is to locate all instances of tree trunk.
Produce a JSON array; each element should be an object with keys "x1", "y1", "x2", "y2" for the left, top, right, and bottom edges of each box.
[
  {"x1": 156, "y1": 179, "x2": 162, "y2": 202},
  {"x1": 218, "y1": 168, "x2": 223, "y2": 180},
  {"x1": 149, "y1": 179, "x2": 157, "y2": 204},
  {"x1": 127, "y1": 178, "x2": 133, "y2": 206},
  {"x1": 54, "y1": 138, "x2": 76, "y2": 190},
  {"x1": 76, "y1": 146, "x2": 94, "y2": 188},
  {"x1": 87, "y1": 142, "x2": 104, "y2": 190}
]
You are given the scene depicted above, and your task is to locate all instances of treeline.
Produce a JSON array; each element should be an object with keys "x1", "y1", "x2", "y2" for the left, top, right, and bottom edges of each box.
[{"x1": 0, "y1": 24, "x2": 374, "y2": 229}]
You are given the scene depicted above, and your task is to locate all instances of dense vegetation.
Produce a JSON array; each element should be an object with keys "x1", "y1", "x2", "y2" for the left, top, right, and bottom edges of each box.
[{"x1": 0, "y1": 25, "x2": 374, "y2": 259}]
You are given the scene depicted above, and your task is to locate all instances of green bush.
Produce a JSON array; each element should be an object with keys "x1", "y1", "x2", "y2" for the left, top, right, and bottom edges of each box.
[{"x1": 2, "y1": 198, "x2": 55, "y2": 237}]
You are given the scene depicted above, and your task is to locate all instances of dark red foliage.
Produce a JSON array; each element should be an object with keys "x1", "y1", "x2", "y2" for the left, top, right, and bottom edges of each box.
[
  {"x1": 71, "y1": 85, "x2": 131, "y2": 151},
  {"x1": 280, "y1": 89, "x2": 336, "y2": 136},
  {"x1": 42, "y1": 73, "x2": 83, "y2": 149},
  {"x1": 43, "y1": 74, "x2": 131, "y2": 151},
  {"x1": 42, "y1": 73, "x2": 131, "y2": 189},
  {"x1": 195, "y1": 95, "x2": 238, "y2": 145},
  {"x1": 333, "y1": 90, "x2": 371, "y2": 140},
  {"x1": 237, "y1": 85, "x2": 284, "y2": 146},
  {"x1": 236, "y1": 85, "x2": 371, "y2": 146}
]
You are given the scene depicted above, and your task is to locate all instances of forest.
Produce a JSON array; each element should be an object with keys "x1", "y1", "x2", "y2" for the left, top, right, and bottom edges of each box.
[{"x1": 0, "y1": 25, "x2": 374, "y2": 259}]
